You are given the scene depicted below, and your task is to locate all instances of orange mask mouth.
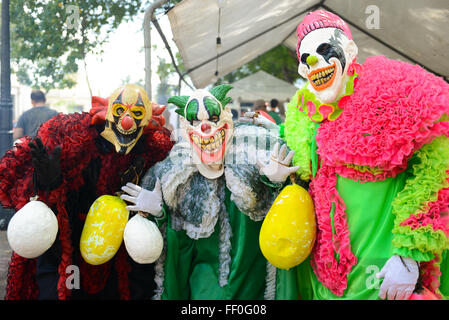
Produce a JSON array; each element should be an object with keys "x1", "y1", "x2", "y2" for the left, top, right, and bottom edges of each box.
[{"x1": 307, "y1": 62, "x2": 337, "y2": 91}]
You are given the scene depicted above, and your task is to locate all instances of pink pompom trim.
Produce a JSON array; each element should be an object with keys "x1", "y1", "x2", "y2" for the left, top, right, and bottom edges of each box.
[
  {"x1": 316, "y1": 56, "x2": 449, "y2": 180},
  {"x1": 309, "y1": 164, "x2": 357, "y2": 296}
]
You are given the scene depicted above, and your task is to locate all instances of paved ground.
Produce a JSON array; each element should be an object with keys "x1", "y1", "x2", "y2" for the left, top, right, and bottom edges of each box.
[{"x1": 0, "y1": 231, "x2": 11, "y2": 300}]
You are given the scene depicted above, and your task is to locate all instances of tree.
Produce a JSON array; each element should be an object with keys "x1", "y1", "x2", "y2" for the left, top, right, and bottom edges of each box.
[
  {"x1": 155, "y1": 51, "x2": 186, "y2": 105},
  {"x1": 217, "y1": 44, "x2": 302, "y2": 85},
  {"x1": 11, "y1": 0, "x2": 148, "y2": 91}
]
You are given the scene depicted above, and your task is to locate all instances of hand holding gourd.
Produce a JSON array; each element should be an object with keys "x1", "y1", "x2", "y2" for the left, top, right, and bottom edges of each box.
[
  {"x1": 258, "y1": 142, "x2": 300, "y2": 183},
  {"x1": 120, "y1": 179, "x2": 163, "y2": 217}
]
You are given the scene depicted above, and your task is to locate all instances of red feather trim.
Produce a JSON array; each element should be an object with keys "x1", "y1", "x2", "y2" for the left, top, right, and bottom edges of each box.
[
  {"x1": 5, "y1": 253, "x2": 38, "y2": 300},
  {"x1": 145, "y1": 103, "x2": 166, "y2": 131},
  {"x1": 89, "y1": 96, "x2": 167, "y2": 130},
  {"x1": 79, "y1": 257, "x2": 112, "y2": 295},
  {"x1": 115, "y1": 246, "x2": 131, "y2": 300},
  {"x1": 90, "y1": 96, "x2": 109, "y2": 125},
  {"x1": 52, "y1": 194, "x2": 73, "y2": 300},
  {"x1": 0, "y1": 111, "x2": 174, "y2": 300}
]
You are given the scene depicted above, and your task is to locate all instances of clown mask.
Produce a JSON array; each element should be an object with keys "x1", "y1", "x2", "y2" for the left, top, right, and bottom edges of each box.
[
  {"x1": 297, "y1": 11, "x2": 358, "y2": 104},
  {"x1": 169, "y1": 85, "x2": 234, "y2": 179},
  {"x1": 101, "y1": 84, "x2": 152, "y2": 155}
]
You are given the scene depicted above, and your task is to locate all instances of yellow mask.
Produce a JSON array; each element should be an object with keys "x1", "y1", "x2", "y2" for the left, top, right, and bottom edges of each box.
[{"x1": 101, "y1": 84, "x2": 152, "y2": 155}]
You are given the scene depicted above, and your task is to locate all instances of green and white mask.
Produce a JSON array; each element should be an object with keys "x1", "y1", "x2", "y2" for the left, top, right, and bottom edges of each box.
[{"x1": 169, "y1": 85, "x2": 234, "y2": 179}]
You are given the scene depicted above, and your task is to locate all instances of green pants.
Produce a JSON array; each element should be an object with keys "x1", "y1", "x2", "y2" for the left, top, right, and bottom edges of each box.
[{"x1": 160, "y1": 187, "x2": 298, "y2": 300}]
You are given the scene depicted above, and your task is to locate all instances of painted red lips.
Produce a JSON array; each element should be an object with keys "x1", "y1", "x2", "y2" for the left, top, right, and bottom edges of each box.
[{"x1": 189, "y1": 123, "x2": 229, "y2": 163}]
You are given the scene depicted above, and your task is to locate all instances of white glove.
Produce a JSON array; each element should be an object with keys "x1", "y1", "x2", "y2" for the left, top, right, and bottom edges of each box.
[
  {"x1": 258, "y1": 142, "x2": 300, "y2": 183},
  {"x1": 239, "y1": 111, "x2": 279, "y2": 130},
  {"x1": 376, "y1": 255, "x2": 419, "y2": 300},
  {"x1": 120, "y1": 179, "x2": 163, "y2": 217}
]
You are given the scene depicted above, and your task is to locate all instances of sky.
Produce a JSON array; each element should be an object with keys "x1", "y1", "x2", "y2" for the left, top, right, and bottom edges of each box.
[{"x1": 81, "y1": 10, "x2": 181, "y2": 99}]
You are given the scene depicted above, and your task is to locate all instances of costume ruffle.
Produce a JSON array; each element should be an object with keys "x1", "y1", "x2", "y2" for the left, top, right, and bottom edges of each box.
[
  {"x1": 284, "y1": 90, "x2": 316, "y2": 181},
  {"x1": 284, "y1": 72, "x2": 358, "y2": 181},
  {"x1": 284, "y1": 55, "x2": 449, "y2": 296},
  {"x1": 308, "y1": 164, "x2": 357, "y2": 296},
  {"x1": 316, "y1": 56, "x2": 449, "y2": 179},
  {"x1": 142, "y1": 123, "x2": 283, "y2": 238},
  {"x1": 0, "y1": 137, "x2": 34, "y2": 210},
  {"x1": 5, "y1": 253, "x2": 38, "y2": 300},
  {"x1": 420, "y1": 255, "x2": 444, "y2": 298},
  {"x1": 391, "y1": 136, "x2": 449, "y2": 270}
]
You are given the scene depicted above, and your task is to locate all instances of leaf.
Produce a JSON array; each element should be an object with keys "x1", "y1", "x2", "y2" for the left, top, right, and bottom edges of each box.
[{"x1": 10, "y1": 0, "x2": 144, "y2": 90}]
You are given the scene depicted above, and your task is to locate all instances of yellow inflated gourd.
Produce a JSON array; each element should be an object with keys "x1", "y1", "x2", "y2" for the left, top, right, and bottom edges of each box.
[
  {"x1": 80, "y1": 195, "x2": 129, "y2": 265},
  {"x1": 259, "y1": 183, "x2": 316, "y2": 270}
]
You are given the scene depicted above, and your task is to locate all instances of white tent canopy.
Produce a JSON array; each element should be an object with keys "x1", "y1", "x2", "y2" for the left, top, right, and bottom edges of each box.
[
  {"x1": 227, "y1": 70, "x2": 300, "y2": 103},
  {"x1": 166, "y1": 0, "x2": 449, "y2": 89}
]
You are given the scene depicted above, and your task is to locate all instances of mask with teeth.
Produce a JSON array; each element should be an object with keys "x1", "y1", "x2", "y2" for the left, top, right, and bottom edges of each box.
[
  {"x1": 169, "y1": 85, "x2": 234, "y2": 179},
  {"x1": 296, "y1": 10, "x2": 358, "y2": 104},
  {"x1": 101, "y1": 84, "x2": 152, "y2": 155}
]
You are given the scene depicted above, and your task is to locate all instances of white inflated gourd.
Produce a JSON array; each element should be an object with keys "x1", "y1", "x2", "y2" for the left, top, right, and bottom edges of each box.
[
  {"x1": 124, "y1": 214, "x2": 163, "y2": 264},
  {"x1": 7, "y1": 200, "x2": 58, "y2": 259}
]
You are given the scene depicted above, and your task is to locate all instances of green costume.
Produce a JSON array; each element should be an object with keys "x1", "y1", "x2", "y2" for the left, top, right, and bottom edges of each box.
[
  {"x1": 296, "y1": 173, "x2": 407, "y2": 299},
  {"x1": 283, "y1": 57, "x2": 449, "y2": 299},
  {"x1": 440, "y1": 251, "x2": 449, "y2": 298},
  {"x1": 142, "y1": 123, "x2": 297, "y2": 300}
]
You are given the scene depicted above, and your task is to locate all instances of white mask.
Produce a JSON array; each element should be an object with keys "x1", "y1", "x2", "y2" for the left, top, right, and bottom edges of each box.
[
  {"x1": 176, "y1": 88, "x2": 234, "y2": 179},
  {"x1": 297, "y1": 28, "x2": 358, "y2": 104}
]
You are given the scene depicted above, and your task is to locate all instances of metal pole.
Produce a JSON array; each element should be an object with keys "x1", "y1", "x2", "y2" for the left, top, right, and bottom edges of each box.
[
  {"x1": 0, "y1": 0, "x2": 13, "y2": 158},
  {"x1": 0, "y1": 0, "x2": 15, "y2": 230},
  {"x1": 143, "y1": 0, "x2": 169, "y2": 100}
]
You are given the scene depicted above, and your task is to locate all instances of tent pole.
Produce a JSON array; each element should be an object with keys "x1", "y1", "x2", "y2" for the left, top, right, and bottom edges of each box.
[
  {"x1": 151, "y1": 17, "x2": 193, "y2": 90},
  {"x1": 144, "y1": 0, "x2": 169, "y2": 100}
]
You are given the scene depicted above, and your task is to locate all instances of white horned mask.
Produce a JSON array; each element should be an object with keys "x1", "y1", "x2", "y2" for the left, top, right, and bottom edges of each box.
[{"x1": 169, "y1": 85, "x2": 234, "y2": 179}]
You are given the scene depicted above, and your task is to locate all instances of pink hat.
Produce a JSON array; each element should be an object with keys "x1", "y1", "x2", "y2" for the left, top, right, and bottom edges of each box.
[{"x1": 296, "y1": 10, "x2": 353, "y2": 59}]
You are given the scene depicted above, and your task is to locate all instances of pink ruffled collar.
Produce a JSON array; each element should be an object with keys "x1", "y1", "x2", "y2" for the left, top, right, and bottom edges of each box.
[{"x1": 315, "y1": 56, "x2": 449, "y2": 182}]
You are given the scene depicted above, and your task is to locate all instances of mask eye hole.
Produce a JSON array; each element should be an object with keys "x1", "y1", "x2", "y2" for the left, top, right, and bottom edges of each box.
[
  {"x1": 186, "y1": 99, "x2": 199, "y2": 124},
  {"x1": 204, "y1": 97, "x2": 221, "y2": 119},
  {"x1": 113, "y1": 104, "x2": 125, "y2": 117},
  {"x1": 130, "y1": 106, "x2": 145, "y2": 120},
  {"x1": 317, "y1": 43, "x2": 332, "y2": 56},
  {"x1": 301, "y1": 53, "x2": 310, "y2": 65},
  {"x1": 210, "y1": 115, "x2": 219, "y2": 123}
]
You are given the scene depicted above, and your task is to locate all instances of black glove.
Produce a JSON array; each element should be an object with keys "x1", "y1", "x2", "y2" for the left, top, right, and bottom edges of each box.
[
  {"x1": 81, "y1": 157, "x2": 101, "y2": 199},
  {"x1": 29, "y1": 137, "x2": 62, "y2": 191}
]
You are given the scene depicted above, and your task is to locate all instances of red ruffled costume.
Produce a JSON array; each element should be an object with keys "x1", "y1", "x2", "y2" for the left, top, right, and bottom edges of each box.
[{"x1": 0, "y1": 98, "x2": 173, "y2": 300}]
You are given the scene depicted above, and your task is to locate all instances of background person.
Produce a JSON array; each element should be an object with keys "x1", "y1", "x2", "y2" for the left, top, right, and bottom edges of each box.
[
  {"x1": 13, "y1": 90, "x2": 58, "y2": 141},
  {"x1": 253, "y1": 99, "x2": 276, "y2": 124},
  {"x1": 268, "y1": 99, "x2": 283, "y2": 125}
]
